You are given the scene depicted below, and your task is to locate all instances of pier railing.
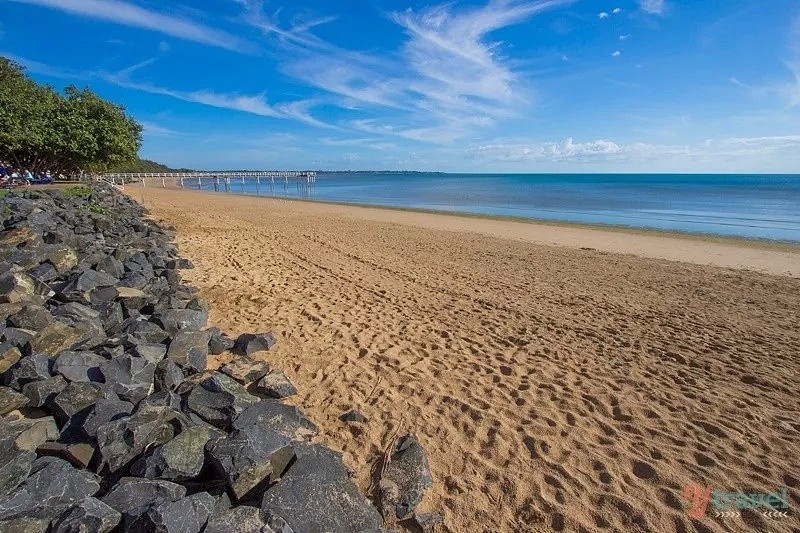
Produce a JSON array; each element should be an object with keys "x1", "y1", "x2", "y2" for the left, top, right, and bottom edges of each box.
[{"x1": 103, "y1": 171, "x2": 316, "y2": 188}]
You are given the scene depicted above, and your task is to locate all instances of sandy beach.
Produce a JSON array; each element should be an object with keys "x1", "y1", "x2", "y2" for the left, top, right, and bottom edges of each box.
[{"x1": 139, "y1": 187, "x2": 799, "y2": 532}]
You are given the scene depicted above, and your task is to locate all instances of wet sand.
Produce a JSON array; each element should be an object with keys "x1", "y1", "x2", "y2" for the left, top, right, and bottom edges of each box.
[{"x1": 140, "y1": 187, "x2": 800, "y2": 532}]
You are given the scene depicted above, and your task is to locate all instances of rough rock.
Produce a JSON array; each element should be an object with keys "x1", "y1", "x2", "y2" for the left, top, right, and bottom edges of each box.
[
  {"x1": 130, "y1": 343, "x2": 167, "y2": 364},
  {"x1": 254, "y1": 370, "x2": 297, "y2": 399},
  {"x1": 0, "y1": 517, "x2": 49, "y2": 532},
  {"x1": 233, "y1": 400, "x2": 318, "y2": 441},
  {"x1": 167, "y1": 330, "x2": 211, "y2": 373},
  {"x1": 22, "y1": 375, "x2": 67, "y2": 407},
  {"x1": 156, "y1": 309, "x2": 208, "y2": 335},
  {"x1": 50, "y1": 497, "x2": 121, "y2": 533},
  {"x1": 81, "y1": 394, "x2": 134, "y2": 438},
  {"x1": 208, "y1": 329, "x2": 235, "y2": 355},
  {"x1": 233, "y1": 333, "x2": 277, "y2": 356},
  {"x1": 221, "y1": 358, "x2": 270, "y2": 384},
  {"x1": 207, "y1": 425, "x2": 295, "y2": 500},
  {"x1": 0, "y1": 272, "x2": 54, "y2": 305},
  {"x1": 154, "y1": 359, "x2": 184, "y2": 392},
  {"x1": 4, "y1": 416, "x2": 59, "y2": 451},
  {"x1": 2, "y1": 354, "x2": 52, "y2": 390},
  {"x1": 339, "y1": 409, "x2": 368, "y2": 424},
  {"x1": 99, "y1": 355, "x2": 155, "y2": 403},
  {"x1": 0, "y1": 344, "x2": 22, "y2": 374},
  {"x1": 0, "y1": 435, "x2": 36, "y2": 498},
  {"x1": 53, "y1": 352, "x2": 107, "y2": 383},
  {"x1": 50, "y1": 382, "x2": 104, "y2": 425},
  {"x1": 0, "y1": 387, "x2": 28, "y2": 415},
  {"x1": 260, "y1": 442, "x2": 382, "y2": 532},
  {"x1": 24, "y1": 322, "x2": 84, "y2": 357},
  {"x1": 204, "y1": 505, "x2": 273, "y2": 533},
  {"x1": 37, "y1": 441, "x2": 95, "y2": 469},
  {"x1": 130, "y1": 426, "x2": 215, "y2": 481},
  {"x1": 186, "y1": 373, "x2": 259, "y2": 429},
  {"x1": 0, "y1": 456, "x2": 101, "y2": 521},
  {"x1": 125, "y1": 321, "x2": 170, "y2": 345},
  {"x1": 413, "y1": 511, "x2": 444, "y2": 532},
  {"x1": 101, "y1": 477, "x2": 186, "y2": 525},
  {"x1": 128, "y1": 492, "x2": 215, "y2": 533},
  {"x1": 95, "y1": 404, "x2": 181, "y2": 473},
  {"x1": 7, "y1": 305, "x2": 52, "y2": 331},
  {"x1": 379, "y1": 434, "x2": 434, "y2": 520}
]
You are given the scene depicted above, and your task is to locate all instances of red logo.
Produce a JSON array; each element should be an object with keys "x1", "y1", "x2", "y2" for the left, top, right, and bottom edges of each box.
[{"x1": 683, "y1": 484, "x2": 713, "y2": 519}]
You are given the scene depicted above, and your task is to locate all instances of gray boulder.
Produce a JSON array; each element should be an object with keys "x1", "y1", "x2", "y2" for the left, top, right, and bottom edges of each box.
[
  {"x1": 101, "y1": 477, "x2": 186, "y2": 525},
  {"x1": 0, "y1": 456, "x2": 101, "y2": 521},
  {"x1": 0, "y1": 344, "x2": 21, "y2": 374},
  {"x1": 95, "y1": 404, "x2": 181, "y2": 473},
  {"x1": 233, "y1": 400, "x2": 318, "y2": 441},
  {"x1": 81, "y1": 394, "x2": 134, "y2": 438},
  {"x1": 221, "y1": 358, "x2": 270, "y2": 384},
  {"x1": 130, "y1": 343, "x2": 167, "y2": 364},
  {"x1": 130, "y1": 426, "x2": 216, "y2": 481},
  {"x1": 125, "y1": 321, "x2": 170, "y2": 345},
  {"x1": 233, "y1": 333, "x2": 277, "y2": 356},
  {"x1": 3, "y1": 416, "x2": 59, "y2": 452},
  {"x1": 128, "y1": 492, "x2": 215, "y2": 533},
  {"x1": 24, "y1": 322, "x2": 84, "y2": 357},
  {"x1": 0, "y1": 517, "x2": 49, "y2": 532},
  {"x1": 340, "y1": 409, "x2": 368, "y2": 424},
  {"x1": 22, "y1": 375, "x2": 67, "y2": 407},
  {"x1": 0, "y1": 435, "x2": 36, "y2": 498},
  {"x1": 254, "y1": 370, "x2": 297, "y2": 399},
  {"x1": 260, "y1": 442, "x2": 382, "y2": 532},
  {"x1": 53, "y1": 352, "x2": 107, "y2": 383},
  {"x1": 186, "y1": 373, "x2": 259, "y2": 429},
  {"x1": 0, "y1": 387, "x2": 28, "y2": 415},
  {"x1": 379, "y1": 434, "x2": 434, "y2": 520},
  {"x1": 36, "y1": 441, "x2": 95, "y2": 469},
  {"x1": 50, "y1": 382, "x2": 104, "y2": 425},
  {"x1": 0, "y1": 272, "x2": 54, "y2": 305},
  {"x1": 156, "y1": 309, "x2": 208, "y2": 335},
  {"x1": 205, "y1": 506, "x2": 273, "y2": 533},
  {"x1": 206, "y1": 425, "x2": 295, "y2": 500},
  {"x1": 7, "y1": 305, "x2": 53, "y2": 331},
  {"x1": 154, "y1": 359, "x2": 184, "y2": 392},
  {"x1": 167, "y1": 330, "x2": 211, "y2": 373},
  {"x1": 2, "y1": 353, "x2": 52, "y2": 390},
  {"x1": 99, "y1": 355, "x2": 155, "y2": 403},
  {"x1": 208, "y1": 329, "x2": 234, "y2": 356},
  {"x1": 50, "y1": 497, "x2": 121, "y2": 533}
]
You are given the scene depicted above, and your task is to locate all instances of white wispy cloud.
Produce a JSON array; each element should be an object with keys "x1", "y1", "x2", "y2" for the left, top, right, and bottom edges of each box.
[
  {"x1": 272, "y1": 0, "x2": 569, "y2": 145},
  {"x1": 612, "y1": 8, "x2": 622, "y2": 14},
  {"x1": 639, "y1": 0, "x2": 667, "y2": 16},
  {"x1": 598, "y1": 12, "x2": 609, "y2": 19},
  {"x1": 466, "y1": 135, "x2": 800, "y2": 163},
  {"x1": 9, "y1": 0, "x2": 249, "y2": 52},
  {"x1": 139, "y1": 121, "x2": 183, "y2": 138},
  {"x1": 619, "y1": 34, "x2": 630, "y2": 41},
  {"x1": 612, "y1": 50, "x2": 622, "y2": 57}
]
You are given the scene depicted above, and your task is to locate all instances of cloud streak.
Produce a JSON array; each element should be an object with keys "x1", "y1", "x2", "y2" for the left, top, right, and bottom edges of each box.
[
  {"x1": 466, "y1": 135, "x2": 800, "y2": 163},
  {"x1": 9, "y1": 0, "x2": 249, "y2": 52},
  {"x1": 639, "y1": 0, "x2": 667, "y2": 16}
]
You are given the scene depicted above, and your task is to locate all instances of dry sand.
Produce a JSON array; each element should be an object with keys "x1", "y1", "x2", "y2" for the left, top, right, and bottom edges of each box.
[{"x1": 140, "y1": 188, "x2": 799, "y2": 532}]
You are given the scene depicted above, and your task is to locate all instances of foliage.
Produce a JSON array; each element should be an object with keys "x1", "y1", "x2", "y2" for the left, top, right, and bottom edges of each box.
[
  {"x1": 63, "y1": 185, "x2": 94, "y2": 198},
  {"x1": 0, "y1": 57, "x2": 142, "y2": 174},
  {"x1": 108, "y1": 158, "x2": 192, "y2": 173}
]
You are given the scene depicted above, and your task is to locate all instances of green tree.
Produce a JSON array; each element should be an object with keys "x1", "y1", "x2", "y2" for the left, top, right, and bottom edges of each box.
[{"x1": 0, "y1": 57, "x2": 142, "y2": 175}]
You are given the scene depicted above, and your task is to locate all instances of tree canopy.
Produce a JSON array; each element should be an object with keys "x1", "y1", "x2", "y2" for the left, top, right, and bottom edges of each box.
[
  {"x1": 0, "y1": 57, "x2": 142, "y2": 174},
  {"x1": 108, "y1": 158, "x2": 193, "y2": 174}
]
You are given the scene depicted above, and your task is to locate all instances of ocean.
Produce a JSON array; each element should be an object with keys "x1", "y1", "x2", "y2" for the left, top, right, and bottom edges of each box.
[{"x1": 195, "y1": 173, "x2": 800, "y2": 242}]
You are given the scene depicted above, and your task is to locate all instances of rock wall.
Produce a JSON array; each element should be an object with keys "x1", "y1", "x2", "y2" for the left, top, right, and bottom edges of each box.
[{"x1": 0, "y1": 185, "x2": 416, "y2": 532}]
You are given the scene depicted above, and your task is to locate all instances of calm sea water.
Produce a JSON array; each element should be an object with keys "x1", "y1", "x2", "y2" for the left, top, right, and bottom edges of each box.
[{"x1": 196, "y1": 173, "x2": 800, "y2": 242}]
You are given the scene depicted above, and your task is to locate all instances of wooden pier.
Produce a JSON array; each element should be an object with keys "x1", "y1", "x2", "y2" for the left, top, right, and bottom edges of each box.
[{"x1": 102, "y1": 171, "x2": 316, "y2": 189}]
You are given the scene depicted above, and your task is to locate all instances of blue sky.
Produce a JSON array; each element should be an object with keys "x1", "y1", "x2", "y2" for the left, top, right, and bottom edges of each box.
[{"x1": 2, "y1": 0, "x2": 799, "y2": 172}]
